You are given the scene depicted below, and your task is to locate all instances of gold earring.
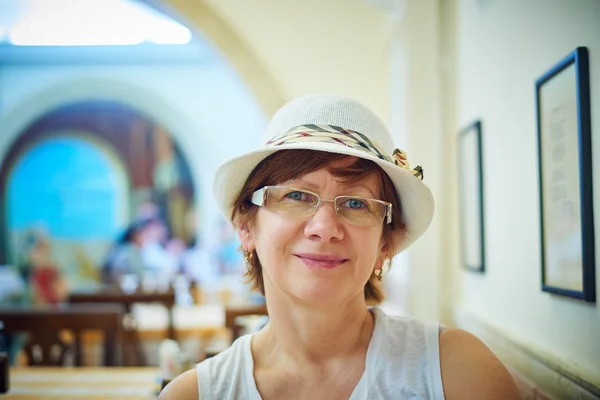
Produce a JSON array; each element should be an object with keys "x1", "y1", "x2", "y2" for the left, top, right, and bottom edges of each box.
[
  {"x1": 244, "y1": 250, "x2": 252, "y2": 265},
  {"x1": 374, "y1": 268, "x2": 383, "y2": 281}
]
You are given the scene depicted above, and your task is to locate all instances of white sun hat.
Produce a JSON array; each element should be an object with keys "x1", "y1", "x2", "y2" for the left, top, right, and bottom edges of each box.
[{"x1": 213, "y1": 94, "x2": 434, "y2": 254}]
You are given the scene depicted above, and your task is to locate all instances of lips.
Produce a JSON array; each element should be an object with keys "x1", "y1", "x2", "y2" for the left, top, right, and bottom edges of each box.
[{"x1": 294, "y1": 253, "x2": 348, "y2": 269}]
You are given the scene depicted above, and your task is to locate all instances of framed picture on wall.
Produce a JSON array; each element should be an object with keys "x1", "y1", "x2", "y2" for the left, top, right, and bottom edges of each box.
[
  {"x1": 536, "y1": 46, "x2": 595, "y2": 302},
  {"x1": 458, "y1": 120, "x2": 485, "y2": 273}
]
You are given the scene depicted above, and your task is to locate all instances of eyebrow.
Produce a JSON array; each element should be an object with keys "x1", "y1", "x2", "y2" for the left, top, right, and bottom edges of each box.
[{"x1": 289, "y1": 179, "x2": 377, "y2": 198}]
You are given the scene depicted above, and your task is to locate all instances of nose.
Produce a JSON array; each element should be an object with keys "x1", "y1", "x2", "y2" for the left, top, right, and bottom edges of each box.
[{"x1": 303, "y1": 199, "x2": 344, "y2": 242}]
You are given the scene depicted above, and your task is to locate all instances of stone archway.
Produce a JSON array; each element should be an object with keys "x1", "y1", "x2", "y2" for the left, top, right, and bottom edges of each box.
[
  {"x1": 143, "y1": 0, "x2": 285, "y2": 116},
  {"x1": 0, "y1": 79, "x2": 203, "y2": 264}
]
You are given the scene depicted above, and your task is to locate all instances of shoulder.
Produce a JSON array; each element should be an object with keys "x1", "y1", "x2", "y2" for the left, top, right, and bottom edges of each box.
[
  {"x1": 372, "y1": 308, "x2": 432, "y2": 342},
  {"x1": 439, "y1": 328, "x2": 519, "y2": 400},
  {"x1": 159, "y1": 368, "x2": 199, "y2": 400},
  {"x1": 161, "y1": 336, "x2": 249, "y2": 400}
]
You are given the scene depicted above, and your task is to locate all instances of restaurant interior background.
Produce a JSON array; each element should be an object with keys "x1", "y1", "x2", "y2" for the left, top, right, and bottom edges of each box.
[{"x1": 0, "y1": 0, "x2": 599, "y2": 398}]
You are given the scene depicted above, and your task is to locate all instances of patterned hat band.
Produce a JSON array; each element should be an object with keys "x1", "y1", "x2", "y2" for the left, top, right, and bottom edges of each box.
[{"x1": 264, "y1": 124, "x2": 424, "y2": 181}]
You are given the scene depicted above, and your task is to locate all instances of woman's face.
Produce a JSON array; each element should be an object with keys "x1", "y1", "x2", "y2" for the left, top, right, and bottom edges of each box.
[{"x1": 239, "y1": 158, "x2": 386, "y2": 305}]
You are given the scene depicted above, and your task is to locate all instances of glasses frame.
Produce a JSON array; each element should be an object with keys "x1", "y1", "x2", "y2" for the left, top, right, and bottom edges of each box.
[{"x1": 250, "y1": 185, "x2": 392, "y2": 225}]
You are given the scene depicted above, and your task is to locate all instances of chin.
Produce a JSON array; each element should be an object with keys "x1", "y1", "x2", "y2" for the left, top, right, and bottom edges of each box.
[{"x1": 290, "y1": 279, "x2": 346, "y2": 303}]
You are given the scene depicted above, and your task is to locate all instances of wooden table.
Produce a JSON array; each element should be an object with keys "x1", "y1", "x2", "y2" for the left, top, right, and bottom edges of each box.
[
  {"x1": 77, "y1": 304, "x2": 230, "y2": 365},
  {"x1": 2, "y1": 367, "x2": 161, "y2": 399},
  {"x1": 0, "y1": 304, "x2": 124, "y2": 366},
  {"x1": 68, "y1": 289, "x2": 178, "y2": 365},
  {"x1": 76, "y1": 304, "x2": 227, "y2": 341},
  {"x1": 68, "y1": 290, "x2": 177, "y2": 340}
]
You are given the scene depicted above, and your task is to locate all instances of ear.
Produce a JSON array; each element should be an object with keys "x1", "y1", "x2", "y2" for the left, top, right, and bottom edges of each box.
[
  {"x1": 374, "y1": 242, "x2": 389, "y2": 272},
  {"x1": 374, "y1": 253, "x2": 385, "y2": 272},
  {"x1": 237, "y1": 223, "x2": 255, "y2": 253}
]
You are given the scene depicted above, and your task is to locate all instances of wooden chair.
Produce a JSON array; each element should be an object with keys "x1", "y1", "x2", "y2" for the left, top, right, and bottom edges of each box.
[
  {"x1": 225, "y1": 304, "x2": 268, "y2": 342},
  {"x1": 0, "y1": 303, "x2": 124, "y2": 366},
  {"x1": 68, "y1": 288, "x2": 176, "y2": 366}
]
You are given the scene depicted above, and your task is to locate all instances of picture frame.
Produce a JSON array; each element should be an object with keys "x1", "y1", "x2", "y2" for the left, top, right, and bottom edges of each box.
[
  {"x1": 458, "y1": 120, "x2": 485, "y2": 273},
  {"x1": 535, "y1": 47, "x2": 596, "y2": 302}
]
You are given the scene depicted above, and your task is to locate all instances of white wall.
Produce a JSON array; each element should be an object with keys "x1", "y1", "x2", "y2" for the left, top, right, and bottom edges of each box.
[
  {"x1": 455, "y1": 0, "x2": 600, "y2": 381},
  {"x1": 388, "y1": 0, "x2": 446, "y2": 322},
  {"x1": 168, "y1": 0, "x2": 392, "y2": 123},
  {"x1": 0, "y1": 56, "x2": 266, "y2": 248},
  {"x1": 386, "y1": 0, "x2": 600, "y2": 387}
]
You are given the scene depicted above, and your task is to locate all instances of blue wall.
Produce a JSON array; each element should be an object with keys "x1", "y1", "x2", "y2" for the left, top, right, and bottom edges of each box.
[{"x1": 7, "y1": 135, "x2": 125, "y2": 240}]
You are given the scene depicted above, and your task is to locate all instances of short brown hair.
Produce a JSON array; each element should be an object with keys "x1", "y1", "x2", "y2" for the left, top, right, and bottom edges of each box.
[{"x1": 231, "y1": 149, "x2": 406, "y2": 304}]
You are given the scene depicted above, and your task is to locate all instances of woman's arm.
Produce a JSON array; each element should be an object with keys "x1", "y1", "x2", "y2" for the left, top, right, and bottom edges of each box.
[
  {"x1": 439, "y1": 328, "x2": 520, "y2": 400},
  {"x1": 159, "y1": 368, "x2": 200, "y2": 400}
]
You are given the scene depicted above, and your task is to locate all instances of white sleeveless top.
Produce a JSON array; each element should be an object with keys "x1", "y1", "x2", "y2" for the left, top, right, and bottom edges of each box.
[{"x1": 197, "y1": 307, "x2": 445, "y2": 399}]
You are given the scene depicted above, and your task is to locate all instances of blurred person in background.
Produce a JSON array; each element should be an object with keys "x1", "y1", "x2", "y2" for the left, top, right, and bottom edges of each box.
[
  {"x1": 25, "y1": 231, "x2": 68, "y2": 304},
  {"x1": 101, "y1": 219, "x2": 147, "y2": 285},
  {"x1": 139, "y1": 217, "x2": 174, "y2": 273},
  {"x1": 213, "y1": 218, "x2": 244, "y2": 276},
  {"x1": 102, "y1": 201, "x2": 182, "y2": 287},
  {"x1": 0, "y1": 265, "x2": 26, "y2": 306},
  {"x1": 0, "y1": 264, "x2": 28, "y2": 364}
]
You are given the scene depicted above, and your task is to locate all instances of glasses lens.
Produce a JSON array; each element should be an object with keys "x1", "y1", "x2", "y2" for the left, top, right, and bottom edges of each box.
[
  {"x1": 265, "y1": 187, "x2": 318, "y2": 216},
  {"x1": 335, "y1": 196, "x2": 387, "y2": 226}
]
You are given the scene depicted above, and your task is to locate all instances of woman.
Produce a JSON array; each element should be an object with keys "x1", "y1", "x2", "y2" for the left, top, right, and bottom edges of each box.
[
  {"x1": 161, "y1": 94, "x2": 518, "y2": 399},
  {"x1": 28, "y1": 235, "x2": 68, "y2": 304},
  {"x1": 101, "y1": 220, "x2": 147, "y2": 285}
]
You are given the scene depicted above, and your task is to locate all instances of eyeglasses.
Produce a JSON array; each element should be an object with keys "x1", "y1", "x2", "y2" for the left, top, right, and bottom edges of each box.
[{"x1": 250, "y1": 186, "x2": 392, "y2": 227}]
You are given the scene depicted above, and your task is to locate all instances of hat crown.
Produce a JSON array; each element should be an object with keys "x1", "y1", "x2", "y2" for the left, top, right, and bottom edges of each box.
[
  {"x1": 262, "y1": 94, "x2": 394, "y2": 152},
  {"x1": 213, "y1": 93, "x2": 434, "y2": 255}
]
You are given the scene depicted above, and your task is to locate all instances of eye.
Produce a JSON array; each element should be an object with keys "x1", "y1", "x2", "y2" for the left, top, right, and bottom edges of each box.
[
  {"x1": 342, "y1": 198, "x2": 368, "y2": 209},
  {"x1": 284, "y1": 190, "x2": 310, "y2": 202}
]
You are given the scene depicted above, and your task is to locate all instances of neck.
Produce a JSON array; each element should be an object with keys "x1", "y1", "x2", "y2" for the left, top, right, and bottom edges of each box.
[{"x1": 253, "y1": 293, "x2": 375, "y2": 368}]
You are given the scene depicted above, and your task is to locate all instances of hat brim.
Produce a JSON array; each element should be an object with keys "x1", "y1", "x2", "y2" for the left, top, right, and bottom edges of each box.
[{"x1": 213, "y1": 141, "x2": 434, "y2": 254}]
